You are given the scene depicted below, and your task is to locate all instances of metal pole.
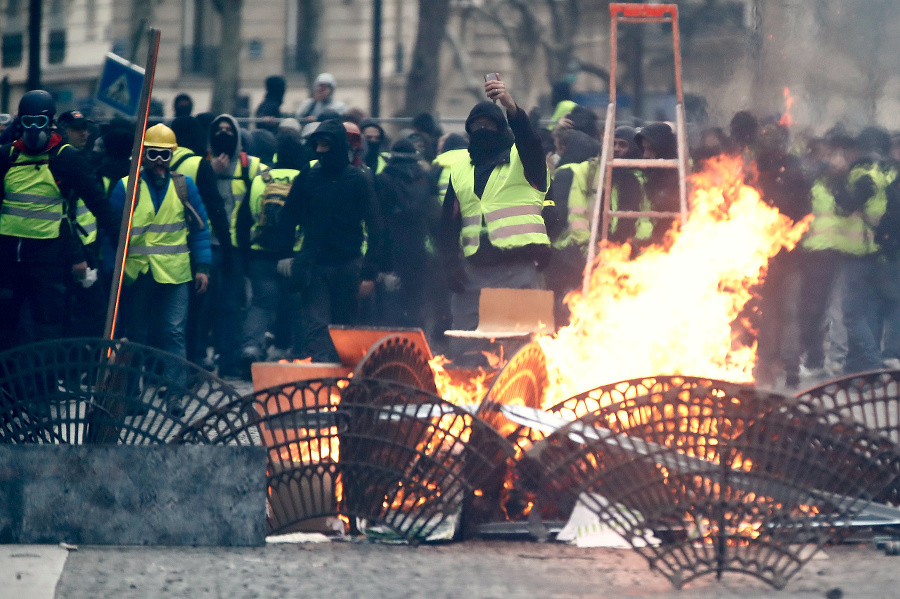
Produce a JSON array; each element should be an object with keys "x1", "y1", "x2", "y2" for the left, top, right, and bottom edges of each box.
[
  {"x1": 370, "y1": 0, "x2": 382, "y2": 118},
  {"x1": 27, "y1": 0, "x2": 41, "y2": 90},
  {"x1": 103, "y1": 28, "x2": 162, "y2": 342}
]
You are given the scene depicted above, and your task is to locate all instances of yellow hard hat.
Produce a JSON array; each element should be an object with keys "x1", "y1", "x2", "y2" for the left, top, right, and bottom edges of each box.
[{"x1": 144, "y1": 123, "x2": 177, "y2": 149}]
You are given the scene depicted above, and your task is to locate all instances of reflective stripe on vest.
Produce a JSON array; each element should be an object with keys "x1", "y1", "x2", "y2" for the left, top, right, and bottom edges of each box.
[
  {"x1": 800, "y1": 179, "x2": 843, "y2": 252},
  {"x1": 450, "y1": 145, "x2": 549, "y2": 257},
  {"x1": 75, "y1": 200, "x2": 98, "y2": 244},
  {"x1": 123, "y1": 176, "x2": 192, "y2": 285},
  {"x1": 0, "y1": 148, "x2": 64, "y2": 239}
]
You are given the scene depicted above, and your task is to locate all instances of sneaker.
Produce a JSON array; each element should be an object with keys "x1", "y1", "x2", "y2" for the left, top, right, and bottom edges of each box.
[{"x1": 884, "y1": 358, "x2": 900, "y2": 370}]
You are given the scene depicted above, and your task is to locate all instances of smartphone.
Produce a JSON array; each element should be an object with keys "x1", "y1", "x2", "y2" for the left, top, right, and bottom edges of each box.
[{"x1": 484, "y1": 73, "x2": 500, "y2": 82}]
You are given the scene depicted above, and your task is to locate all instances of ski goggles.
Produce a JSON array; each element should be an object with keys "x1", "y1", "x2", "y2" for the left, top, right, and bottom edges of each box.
[
  {"x1": 144, "y1": 148, "x2": 172, "y2": 162},
  {"x1": 20, "y1": 115, "x2": 50, "y2": 129}
]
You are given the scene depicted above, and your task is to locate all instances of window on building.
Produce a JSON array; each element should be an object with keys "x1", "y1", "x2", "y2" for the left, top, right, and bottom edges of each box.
[
  {"x1": 284, "y1": 0, "x2": 321, "y2": 75},
  {"x1": 2, "y1": 33, "x2": 23, "y2": 68},
  {"x1": 3, "y1": 0, "x2": 23, "y2": 68},
  {"x1": 181, "y1": 0, "x2": 218, "y2": 75},
  {"x1": 48, "y1": 30, "x2": 66, "y2": 64}
]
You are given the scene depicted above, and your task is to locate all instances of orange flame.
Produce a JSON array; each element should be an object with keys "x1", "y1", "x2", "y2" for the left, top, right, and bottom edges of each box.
[
  {"x1": 538, "y1": 154, "x2": 810, "y2": 406},
  {"x1": 779, "y1": 87, "x2": 794, "y2": 129},
  {"x1": 429, "y1": 354, "x2": 492, "y2": 406}
]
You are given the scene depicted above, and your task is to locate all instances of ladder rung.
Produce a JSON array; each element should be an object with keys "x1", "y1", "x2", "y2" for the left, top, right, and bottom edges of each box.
[
  {"x1": 617, "y1": 17, "x2": 672, "y2": 24},
  {"x1": 607, "y1": 211, "x2": 682, "y2": 218},
  {"x1": 610, "y1": 3, "x2": 677, "y2": 19},
  {"x1": 609, "y1": 158, "x2": 680, "y2": 169}
]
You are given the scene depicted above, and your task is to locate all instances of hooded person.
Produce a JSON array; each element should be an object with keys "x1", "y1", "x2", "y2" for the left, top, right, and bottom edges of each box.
[
  {"x1": 634, "y1": 122, "x2": 681, "y2": 246},
  {"x1": 543, "y1": 129, "x2": 602, "y2": 325},
  {"x1": 295, "y1": 73, "x2": 347, "y2": 122},
  {"x1": 200, "y1": 114, "x2": 266, "y2": 377},
  {"x1": 836, "y1": 126, "x2": 900, "y2": 376},
  {"x1": 374, "y1": 138, "x2": 440, "y2": 328},
  {"x1": 255, "y1": 75, "x2": 287, "y2": 134},
  {"x1": 438, "y1": 77, "x2": 551, "y2": 364},
  {"x1": 359, "y1": 118, "x2": 390, "y2": 173},
  {"x1": 275, "y1": 118, "x2": 387, "y2": 361}
]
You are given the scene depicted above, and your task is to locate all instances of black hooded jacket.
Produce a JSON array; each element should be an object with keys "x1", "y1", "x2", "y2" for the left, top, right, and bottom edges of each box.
[
  {"x1": 439, "y1": 103, "x2": 549, "y2": 267},
  {"x1": 375, "y1": 142, "x2": 439, "y2": 278},
  {"x1": 278, "y1": 119, "x2": 386, "y2": 279}
]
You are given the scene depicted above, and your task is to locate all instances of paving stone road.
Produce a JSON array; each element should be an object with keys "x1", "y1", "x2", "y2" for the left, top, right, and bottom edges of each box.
[{"x1": 50, "y1": 540, "x2": 900, "y2": 599}]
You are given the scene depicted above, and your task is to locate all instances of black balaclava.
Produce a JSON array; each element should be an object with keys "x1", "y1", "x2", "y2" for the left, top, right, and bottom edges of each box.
[
  {"x1": 170, "y1": 116, "x2": 205, "y2": 155},
  {"x1": 210, "y1": 116, "x2": 239, "y2": 157},
  {"x1": 309, "y1": 119, "x2": 350, "y2": 174},
  {"x1": 360, "y1": 119, "x2": 388, "y2": 170},
  {"x1": 465, "y1": 101, "x2": 514, "y2": 165}
]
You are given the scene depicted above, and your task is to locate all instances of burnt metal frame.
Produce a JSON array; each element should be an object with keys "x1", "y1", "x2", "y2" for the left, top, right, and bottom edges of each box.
[
  {"x1": 177, "y1": 377, "x2": 516, "y2": 543},
  {"x1": 0, "y1": 338, "x2": 242, "y2": 445},
  {"x1": 520, "y1": 377, "x2": 900, "y2": 589}
]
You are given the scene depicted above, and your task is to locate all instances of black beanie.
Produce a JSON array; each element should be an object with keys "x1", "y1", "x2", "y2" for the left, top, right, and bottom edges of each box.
[{"x1": 465, "y1": 101, "x2": 507, "y2": 134}]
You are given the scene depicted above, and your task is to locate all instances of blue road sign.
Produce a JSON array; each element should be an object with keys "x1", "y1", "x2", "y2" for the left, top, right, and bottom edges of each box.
[{"x1": 96, "y1": 53, "x2": 145, "y2": 116}]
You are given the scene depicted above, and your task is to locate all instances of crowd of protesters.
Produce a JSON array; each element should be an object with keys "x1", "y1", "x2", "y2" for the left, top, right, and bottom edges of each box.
[{"x1": 2, "y1": 72, "x2": 899, "y2": 396}]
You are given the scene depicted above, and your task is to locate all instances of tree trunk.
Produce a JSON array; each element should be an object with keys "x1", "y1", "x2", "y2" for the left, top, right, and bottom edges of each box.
[
  {"x1": 211, "y1": 0, "x2": 242, "y2": 116},
  {"x1": 402, "y1": 0, "x2": 452, "y2": 116}
]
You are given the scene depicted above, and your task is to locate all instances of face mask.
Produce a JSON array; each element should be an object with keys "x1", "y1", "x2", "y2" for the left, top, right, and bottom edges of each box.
[
  {"x1": 23, "y1": 127, "x2": 50, "y2": 152},
  {"x1": 211, "y1": 130, "x2": 237, "y2": 156},
  {"x1": 468, "y1": 129, "x2": 510, "y2": 163}
]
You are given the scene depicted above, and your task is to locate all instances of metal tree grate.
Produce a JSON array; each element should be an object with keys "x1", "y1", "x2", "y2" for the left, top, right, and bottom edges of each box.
[
  {"x1": 521, "y1": 379, "x2": 900, "y2": 589},
  {"x1": 0, "y1": 338, "x2": 242, "y2": 445},
  {"x1": 798, "y1": 370, "x2": 900, "y2": 446},
  {"x1": 352, "y1": 334, "x2": 438, "y2": 394},
  {"x1": 477, "y1": 342, "x2": 548, "y2": 446},
  {"x1": 177, "y1": 377, "x2": 515, "y2": 542}
]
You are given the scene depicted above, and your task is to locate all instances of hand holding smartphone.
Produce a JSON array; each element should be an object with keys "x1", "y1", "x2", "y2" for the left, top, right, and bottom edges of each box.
[{"x1": 484, "y1": 73, "x2": 500, "y2": 103}]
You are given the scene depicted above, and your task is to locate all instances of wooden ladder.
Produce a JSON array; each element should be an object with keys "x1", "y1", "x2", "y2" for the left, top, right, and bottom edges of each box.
[{"x1": 582, "y1": 3, "x2": 690, "y2": 296}]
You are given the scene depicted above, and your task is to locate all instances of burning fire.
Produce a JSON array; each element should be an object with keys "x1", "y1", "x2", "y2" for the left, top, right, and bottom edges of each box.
[{"x1": 538, "y1": 154, "x2": 810, "y2": 406}]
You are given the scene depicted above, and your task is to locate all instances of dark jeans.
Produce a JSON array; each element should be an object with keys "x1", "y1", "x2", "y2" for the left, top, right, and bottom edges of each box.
[
  {"x1": 0, "y1": 260, "x2": 67, "y2": 352},
  {"x1": 794, "y1": 250, "x2": 842, "y2": 369},
  {"x1": 297, "y1": 259, "x2": 362, "y2": 362},
  {"x1": 843, "y1": 254, "x2": 900, "y2": 374},
  {"x1": 119, "y1": 273, "x2": 190, "y2": 386},
  {"x1": 186, "y1": 246, "x2": 246, "y2": 372},
  {"x1": 242, "y1": 256, "x2": 293, "y2": 356}
]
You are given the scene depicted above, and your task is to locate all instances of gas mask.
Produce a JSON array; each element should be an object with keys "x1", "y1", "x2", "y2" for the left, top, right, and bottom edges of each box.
[
  {"x1": 20, "y1": 114, "x2": 51, "y2": 153},
  {"x1": 143, "y1": 147, "x2": 172, "y2": 187}
]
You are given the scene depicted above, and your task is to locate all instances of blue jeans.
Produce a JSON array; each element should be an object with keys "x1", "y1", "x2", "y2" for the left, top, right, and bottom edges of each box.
[
  {"x1": 120, "y1": 273, "x2": 190, "y2": 386},
  {"x1": 843, "y1": 254, "x2": 900, "y2": 374}
]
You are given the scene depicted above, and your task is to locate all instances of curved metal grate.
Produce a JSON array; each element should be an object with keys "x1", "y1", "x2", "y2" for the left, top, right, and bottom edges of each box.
[
  {"x1": 352, "y1": 334, "x2": 438, "y2": 394},
  {"x1": 178, "y1": 377, "x2": 515, "y2": 543},
  {"x1": 797, "y1": 369, "x2": 900, "y2": 446},
  {"x1": 522, "y1": 380, "x2": 900, "y2": 589},
  {"x1": 477, "y1": 342, "x2": 548, "y2": 445},
  {"x1": 0, "y1": 338, "x2": 242, "y2": 445}
]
